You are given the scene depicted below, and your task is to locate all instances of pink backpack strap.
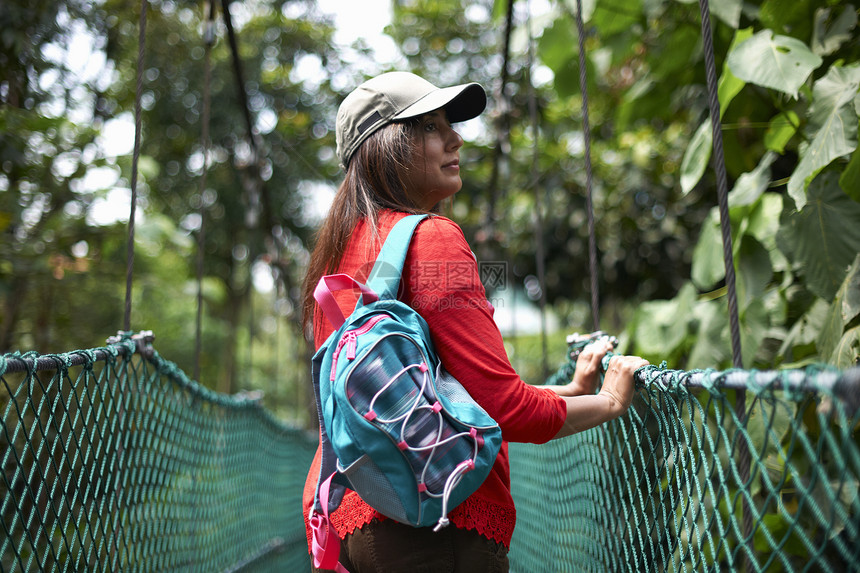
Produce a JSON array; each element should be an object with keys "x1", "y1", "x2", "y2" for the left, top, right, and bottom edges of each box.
[
  {"x1": 314, "y1": 274, "x2": 380, "y2": 330},
  {"x1": 309, "y1": 472, "x2": 350, "y2": 573}
]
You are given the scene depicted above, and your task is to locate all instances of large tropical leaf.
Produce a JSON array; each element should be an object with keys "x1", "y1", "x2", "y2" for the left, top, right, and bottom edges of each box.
[
  {"x1": 687, "y1": 300, "x2": 730, "y2": 369},
  {"x1": 632, "y1": 283, "x2": 697, "y2": 357},
  {"x1": 674, "y1": 0, "x2": 741, "y2": 29},
  {"x1": 726, "y1": 30, "x2": 821, "y2": 98},
  {"x1": 840, "y1": 147, "x2": 860, "y2": 202},
  {"x1": 729, "y1": 151, "x2": 777, "y2": 207},
  {"x1": 562, "y1": 0, "x2": 595, "y2": 22},
  {"x1": 739, "y1": 298, "x2": 770, "y2": 368},
  {"x1": 691, "y1": 209, "x2": 723, "y2": 289},
  {"x1": 831, "y1": 325, "x2": 860, "y2": 368},
  {"x1": 778, "y1": 299, "x2": 830, "y2": 364},
  {"x1": 736, "y1": 235, "x2": 773, "y2": 311},
  {"x1": 680, "y1": 119, "x2": 712, "y2": 195},
  {"x1": 777, "y1": 172, "x2": 860, "y2": 301},
  {"x1": 710, "y1": 0, "x2": 742, "y2": 29},
  {"x1": 745, "y1": 193, "x2": 788, "y2": 272},
  {"x1": 764, "y1": 110, "x2": 799, "y2": 154},
  {"x1": 591, "y1": 0, "x2": 641, "y2": 37},
  {"x1": 680, "y1": 28, "x2": 751, "y2": 194},
  {"x1": 818, "y1": 255, "x2": 860, "y2": 361},
  {"x1": 538, "y1": 17, "x2": 578, "y2": 73},
  {"x1": 787, "y1": 64, "x2": 860, "y2": 209},
  {"x1": 811, "y1": 4, "x2": 858, "y2": 57},
  {"x1": 840, "y1": 254, "x2": 860, "y2": 325}
]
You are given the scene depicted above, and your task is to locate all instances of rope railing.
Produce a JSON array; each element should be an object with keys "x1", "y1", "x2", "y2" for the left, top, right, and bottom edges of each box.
[
  {"x1": 3, "y1": 332, "x2": 858, "y2": 571},
  {"x1": 0, "y1": 332, "x2": 316, "y2": 572},
  {"x1": 509, "y1": 336, "x2": 860, "y2": 572}
]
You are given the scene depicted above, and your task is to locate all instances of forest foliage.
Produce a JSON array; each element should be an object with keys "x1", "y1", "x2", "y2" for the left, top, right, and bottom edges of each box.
[{"x1": 1, "y1": 0, "x2": 858, "y2": 425}]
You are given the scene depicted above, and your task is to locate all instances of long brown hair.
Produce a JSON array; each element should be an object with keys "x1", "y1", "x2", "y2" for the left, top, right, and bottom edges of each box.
[{"x1": 301, "y1": 119, "x2": 431, "y2": 335}]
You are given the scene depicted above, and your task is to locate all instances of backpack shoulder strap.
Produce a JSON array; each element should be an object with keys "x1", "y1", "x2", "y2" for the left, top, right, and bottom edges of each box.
[{"x1": 367, "y1": 214, "x2": 429, "y2": 300}]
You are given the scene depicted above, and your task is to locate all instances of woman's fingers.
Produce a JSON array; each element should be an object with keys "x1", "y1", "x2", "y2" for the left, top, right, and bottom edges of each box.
[
  {"x1": 608, "y1": 354, "x2": 649, "y2": 374},
  {"x1": 601, "y1": 354, "x2": 649, "y2": 409},
  {"x1": 575, "y1": 341, "x2": 610, "y2": 377},
  {"x1": 578, "y1": 340, "x2": 612, "y2": 363}
]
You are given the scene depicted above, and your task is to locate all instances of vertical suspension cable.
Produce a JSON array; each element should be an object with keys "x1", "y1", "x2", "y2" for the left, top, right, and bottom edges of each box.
[
  {"x1": 125, "y1": 0, "x2": 148, "y2": 332},
  {"x1": 697, "y1": 0, "x2": 742, "y2": 368},
  {"x1": 697, "y1": 0, "x2": 750, "y2": 566},
  {"x1": 481, "y1": 0, "x2": 515, "y2": 259},
  {"x1": 194, "y1": 0, "x2": 216, "y2": 382},
  {"x1": 574, "y1": 0, "x2": 600, "y2": 331},
  {"x1": 526, "y1": 0, "x2": 549, "y2": 378},
  {"x1": 113, "y1": 0, "x2": 148, "y2": 565}
]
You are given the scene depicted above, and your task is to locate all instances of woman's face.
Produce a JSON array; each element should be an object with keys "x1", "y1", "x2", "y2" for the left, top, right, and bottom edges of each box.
[{"x1": 403, "y1": 109, "x2": 465, "y2": 211}]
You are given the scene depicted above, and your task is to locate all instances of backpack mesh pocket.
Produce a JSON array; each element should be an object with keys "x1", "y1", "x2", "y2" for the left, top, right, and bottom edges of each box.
[{"x1": 338, "y1": 454, "x2": 409, "y2": 523}]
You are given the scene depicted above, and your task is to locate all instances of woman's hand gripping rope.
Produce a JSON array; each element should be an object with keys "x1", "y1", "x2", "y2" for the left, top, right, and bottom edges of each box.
[{"x1": 549, "y1": 335, "x2": 649, "y2": 439}]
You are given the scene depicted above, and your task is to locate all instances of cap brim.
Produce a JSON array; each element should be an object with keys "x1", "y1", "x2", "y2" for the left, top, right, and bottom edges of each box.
[{"x1": 393, "y1": 82, "x2": 487, "y2": 124}]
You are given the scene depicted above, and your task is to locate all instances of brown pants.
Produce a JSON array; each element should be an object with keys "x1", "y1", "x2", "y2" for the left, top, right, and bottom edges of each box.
[{"x1": 311, "y1": 519, "x2": 509, "y2": 573}]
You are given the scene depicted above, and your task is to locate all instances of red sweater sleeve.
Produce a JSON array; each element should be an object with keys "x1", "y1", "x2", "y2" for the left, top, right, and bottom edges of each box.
[{"x1": 401, "y1": 216, "x2": 566, "y2": 443}]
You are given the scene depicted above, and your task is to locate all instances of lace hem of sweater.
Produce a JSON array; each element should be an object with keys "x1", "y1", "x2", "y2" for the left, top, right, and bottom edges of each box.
[{"x1": 304, "y1": 492, "x2": 516, "y2": 551}]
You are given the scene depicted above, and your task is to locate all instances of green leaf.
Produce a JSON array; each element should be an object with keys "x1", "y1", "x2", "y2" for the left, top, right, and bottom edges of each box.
[
  {"x1": 717, "y1": 28, "x2": 754, "y2": 117},
  {"x1": 840, "y1": 254, "x2": 860, "y2": 324},
  {"x1": 491, "y1": 0, "x2": 508, "y2": 22},
  {"x1": 710, "y1": 0, "x2": 742, "y2": 29},
  {"x1": 632, "y1": 283, "x2": 697, "y2": 357},
  {"x1": 737, "y1": 235, "x2": 773, "y2": 311},
  {"x1": 739, "y1": 297, "x2": 770, "y2": 367},
  {"x1": 820, "y1": 256, "x2": 860, "y2": 361},
  {"x1": 652, "y1": 26, "x2": 701, "y2": 79},
  {"x1": 538, "y1": 18, "x2": 578, "y2": 73},
  {"x1": 778, "y1": 299, "x2": 831, "y2": 361},
  {"x1": 831, "y1": 325, "x2": 860, "y2": 367},
  {"x1": 764, "y1": 110, "x2": 800, "y2": 153},
  {"x1": 746, "y1": 399, "x2": 793, "y2": 491},
  {"x1": 681, "y1": 120, "x2": 712, "y2": 194},
  {"x1": 679, "y1": 28, "x2": 756, "y2": 195},
  {"x1": 691, "y1": 210, "x2": 723, "y2": 289},
  {"x1": 819, "y1": 297, "x2": 846, "y2": 362},
  {"x1": 727, "y1": 30, "x2": 822, "y2": 98},
  {"x1": 745, "y1": 192, "x2": 783, "y2": 249},
  {"x1": 812, "y1": 4, "x2": 858, "y2": 57},
  {"x1": 592, "y1": 0, "x2": 641, "y2": 37},
  {"x1": 729, "y1": 151, "x2": 777, "y2": 207},
  {"x1": 839, "y1": 146, "x2": 860, "y2": 202},
  {"x1": 777, "y1": 172, "x2": 860, "y2": 300},
  {"x1": 788, "y1": 106, "x2": 858, "y2": 209},
  {"x1": 563, "y1": 0, "x2": 596, "y2": 22},
  {"x1": 759, "y1": 0, "x2": 816, "y2": 38},
  {"x1": 687, "y1": 300, "x2": 730, "y2": 369},
  {"x1": 787, "y1": 64, "x2": 860, "y2": 209}
]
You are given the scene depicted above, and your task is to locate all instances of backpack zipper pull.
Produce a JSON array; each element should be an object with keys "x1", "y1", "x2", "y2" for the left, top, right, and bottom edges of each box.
[
  {"x1": 330, "y1": 332, "x2": 358, "y2": 381},
  {"x1": 345, "y1": 332, "x2": 357, "y2": 360},
  {"x1": 329, "y1": 315, "x2": 387, "y2": 381}
]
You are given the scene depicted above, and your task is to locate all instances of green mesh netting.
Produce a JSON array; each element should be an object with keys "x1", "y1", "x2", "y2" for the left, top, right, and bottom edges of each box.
[
  {"x1": 3, "y1": 333, "x2": 859, "y2": 572},
  {"x1": 1, "y1": 333, "x2": 316, "y2": 572},
  {"x1": 510, "y1": 341, "x2": 860, "y2": 573}
]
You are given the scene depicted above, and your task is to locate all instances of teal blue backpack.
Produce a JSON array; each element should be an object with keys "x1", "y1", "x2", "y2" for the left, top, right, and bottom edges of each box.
[{"x1": 309, "y1": 215, "x2": 502, "y2": 572}]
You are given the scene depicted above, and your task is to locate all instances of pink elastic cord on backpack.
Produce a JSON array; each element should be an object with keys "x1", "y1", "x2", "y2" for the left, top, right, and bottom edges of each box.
[
  {"x1": 310, "y1": 473, "x2": 350, "y2": 573},
  {"x1": 470, "y1": 427, "x2": 485, "y2": 448},
  {"x1": 433, "y1": 458, "x2": 477, "y2": 532}
]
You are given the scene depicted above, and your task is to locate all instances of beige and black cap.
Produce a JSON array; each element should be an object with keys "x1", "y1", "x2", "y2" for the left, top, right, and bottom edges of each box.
[{"x1": 335, "y1": 71, "x2": 487, "y2": 169}]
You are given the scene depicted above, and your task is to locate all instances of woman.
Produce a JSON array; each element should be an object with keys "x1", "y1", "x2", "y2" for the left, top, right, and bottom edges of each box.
[{"x1": 301, "y1": 71, "x2": 648, "y2": 572}]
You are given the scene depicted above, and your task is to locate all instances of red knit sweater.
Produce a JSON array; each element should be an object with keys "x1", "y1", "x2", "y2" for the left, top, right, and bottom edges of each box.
[{"x1": 303, "y1": 211, "x2": 566, "y2": 549}]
